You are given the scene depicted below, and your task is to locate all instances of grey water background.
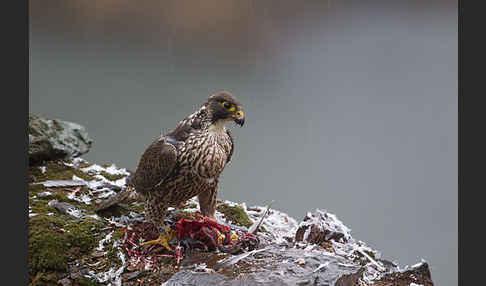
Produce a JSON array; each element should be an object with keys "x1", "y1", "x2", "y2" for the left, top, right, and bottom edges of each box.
[{"x1": 29, "y1": 1, "x2": 457, "y2": 285}]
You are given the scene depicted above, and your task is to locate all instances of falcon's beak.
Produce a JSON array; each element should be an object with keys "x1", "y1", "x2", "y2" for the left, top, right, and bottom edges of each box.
[{"x1": 233, "y1": 110, "x2": 245, "y2": 127}]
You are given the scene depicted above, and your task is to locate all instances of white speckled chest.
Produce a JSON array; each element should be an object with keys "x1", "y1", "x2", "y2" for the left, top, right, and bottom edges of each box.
[{"x1": 178, "y1": 126, "x2": 232, "y2": 179}]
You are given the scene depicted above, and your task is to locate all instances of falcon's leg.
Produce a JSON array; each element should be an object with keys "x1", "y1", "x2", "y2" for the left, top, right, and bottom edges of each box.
[
  {"x1": 197, "y1": 184, "x2": 218, "y2": 218},
  {"x1": 140, "y1": 224, "x2": 174, "y2": 251},
  {"x1": 141, "y1": 200, "x2": 174, "y2": 251}
]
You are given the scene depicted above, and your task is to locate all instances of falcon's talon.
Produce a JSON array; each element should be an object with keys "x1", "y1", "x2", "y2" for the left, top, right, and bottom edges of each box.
[
  {"x1": 140, "y1": 235, "x2": 172, "y2": 251},
  {"x1": 140, "y1": 225, "x2": 175, "y2": 252}
]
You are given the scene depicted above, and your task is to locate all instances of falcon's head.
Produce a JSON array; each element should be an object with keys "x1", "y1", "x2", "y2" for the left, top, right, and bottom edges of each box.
[{"x1": 206, "y1": 91, "x2": 245, "y2": 127}]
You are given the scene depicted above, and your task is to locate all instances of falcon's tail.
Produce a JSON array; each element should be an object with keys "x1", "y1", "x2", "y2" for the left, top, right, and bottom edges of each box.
[{"x1": 94, "y1": 185, "x2": 142, "y2": 212}]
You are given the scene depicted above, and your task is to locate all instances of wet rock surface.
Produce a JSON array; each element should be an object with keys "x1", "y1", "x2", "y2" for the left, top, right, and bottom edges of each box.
[
  {"x1": 163, "y1": 244, "x2": 360, "y2": 286},
  {"x1": 295, "y1": 209, "x2": 352, "y2": 245},
  {"x1": 29, "y1": 114, "x2": 93, "y2": 165},
  {"x1": 28, "y1": 148, "x2": 434, "y2": 285},
  {"x1": 372, "y1": 262, "x2": 434, "y2": 286}
]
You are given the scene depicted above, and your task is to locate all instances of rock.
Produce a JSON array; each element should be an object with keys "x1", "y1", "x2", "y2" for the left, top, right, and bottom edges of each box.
[
  {"x1": 69, "y1": 271, "x2": 82, "y2": 280},
  {"x1": 295, "y1": 209, "x2": 351, "y2": 245},
  {"x1": 162, "y1": 270, "x2": 233, "y2": 286},
  {"x1": 28, "y1": 156, "x2": 435, "y2": 286},
  {"x1": 35, "y1": 180, "x2": 87, "y2": 188},
  {"x1": 123, "y1": 271, "x2": 143, "y2": 281},
  {"x1": 372, "y1": 262, "x2": 434, "y2": 286},
  {"x1": 97, "y1": 183, "x2": 122, "y2": 192},
  {"x1": 335, "y1": 268, "x2": 365, "y2": 286},
  {"x1": 48, "y1": 200, "x2": 83, "y2": 218},
  {"x1": 37, "y1": 191, "x2": 52, "y2": 198},
  {"x1": 337, "y1": 261, "x2": 434, "y2": 286},
  {"x1": 57, "y1": 277, "x2": 72, "y2": 286},
  {"x1": 166, "y1": 245, "x2": 361, "y2": 286},
  {"x1": 29, "y1": 114, "x2": 93, "y2": 165}
]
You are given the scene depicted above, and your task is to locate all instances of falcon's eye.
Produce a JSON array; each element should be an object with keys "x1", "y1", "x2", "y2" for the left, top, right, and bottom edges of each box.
[{"x1": 222, "y1": 101, "x2": 234, "y2": 111}]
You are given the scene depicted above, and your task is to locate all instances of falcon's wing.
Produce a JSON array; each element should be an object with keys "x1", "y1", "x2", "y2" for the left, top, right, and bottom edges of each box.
[{"x1": 129, "y1": 136, "x2": 178, "y2": 194}]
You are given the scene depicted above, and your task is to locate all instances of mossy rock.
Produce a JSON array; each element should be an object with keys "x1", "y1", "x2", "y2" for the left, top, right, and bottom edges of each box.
[
  {"x1": 29, "y1": 214, "x2": 103, "y2": 277},
  {"x1": 29, "y1": 271, "x2": 62, "y2": 286},
  {"x1": 99, "y1": 171, "x2": 126, "y2": 181},
  {"x1": 73, "y1": 277, "x2": 99, "y2": 286},
  {"x1": 28, "y1": 115, "x2": 93, "y2": 165},
  {"x1": 29, "y1": 185, "x2": 92, "y2": 217},
  {"x1": 29, "y1": 160, "x2": 95, "y2": 183},
  {"x1": 216, "y1": 203, "x2": 253, "y2": 228}
]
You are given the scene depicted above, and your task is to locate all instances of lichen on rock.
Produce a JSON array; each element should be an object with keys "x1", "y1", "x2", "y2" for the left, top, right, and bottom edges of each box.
[
  {"x1": 216, "y1": 202, "x2": 253, "y2": 228},
  {"x1": 29, "y1": 114, "x2": 93, "y2": 165}
]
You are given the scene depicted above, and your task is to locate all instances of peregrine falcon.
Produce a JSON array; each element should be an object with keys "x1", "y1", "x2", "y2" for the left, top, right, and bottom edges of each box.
[{"x1": 96, "y1": 91, "x2": 245, "y2": 249}]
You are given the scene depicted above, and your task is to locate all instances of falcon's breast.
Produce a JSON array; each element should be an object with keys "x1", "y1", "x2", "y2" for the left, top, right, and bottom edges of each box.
[{"x1": 178, "y1": 124, "x2": 232, "y2": 179}]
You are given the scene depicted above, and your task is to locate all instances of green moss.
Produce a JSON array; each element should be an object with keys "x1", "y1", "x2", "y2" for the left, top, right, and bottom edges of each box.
[
  {"x1": 29, "y1": 183, "x2": 90, "y2": 216},
  {"x1": 104, "y1": 242, "x2": 122, "y2": 266},
  {"x1": 216, "y1": 203, "x2": 253, "y2": 228},
  {"x1": 29, "y1": 160, "x2": 95, "y2": 183},
  {"x1": 259, "y1": 226, "x2": 269, "y2": 233},
  {"x1": 99, "y1": 171, "x2": 125, "y2": 181},
  {"x1": 70, "y1": 159, "x2": 94, "y2": 169},
  {"x1": 99, "y1": 230, "x2": 123, "y2": 268},
  {"x1": 76, "y1": 277, "x2": 99, "y2": 286},
  {"x1": 73, "y1": 277, "x2": 99, "y2": 286},
  {"x1": 29, "y1": 199, "x2": 54, "y2": 215},
  {"x1": 29, "y1": 184, "x2": 58, "y2": 215},
  {"x1": 29, "y1": 271, "x2": 60, "y2": 286},
  {"x1": 29, "y1": 184, "x2": 46, "y2": 196},
  {"x1": 29, "y1": 214, "x2": 103, "y2": 277},
  {"x1": 112, "y1": 229, "x2": 124, "y2": 241}
]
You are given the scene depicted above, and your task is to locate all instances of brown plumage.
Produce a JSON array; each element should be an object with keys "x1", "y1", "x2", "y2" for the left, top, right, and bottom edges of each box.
[{"x1": 95, "y1": 91, "x2": 245, "y2": 228}]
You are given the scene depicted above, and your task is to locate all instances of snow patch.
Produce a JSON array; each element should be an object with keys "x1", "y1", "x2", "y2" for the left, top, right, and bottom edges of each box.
[
  {"x1": 37, "y1": 191, "x2": 52, "y2": 198},
  {"x1": 34, "y1": 180, "x2": 86, "y2": 188},
  {"x1": 298, "y1": 209, "x2": 352, "y2": 243},
  {"x1": 246, "y1": 205, "x2": 298, "y2": 243},
  {"x1": 63, "y1": 157, "x2": 87, "y2": 168},
  {"x1": 67, "y1": 189, "x2": 92, "y2": 205},
  {"x1": 88, "y1": 251, "x2": 127, "y2": 286},
  {"x1": 96, "y1": 231, "x2": 114, "y2": 251},
  {"x1": 66, "y1": 207, "x2": 83, "y2": 218},
  {"x1": 81, "y1": 163, "x2": 130, "y2": 177}
]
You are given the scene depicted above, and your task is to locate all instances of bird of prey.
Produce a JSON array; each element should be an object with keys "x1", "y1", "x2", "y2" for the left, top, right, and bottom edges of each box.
[{"x1": 95, "y1": 91, "x2": 245, "y2": 250}]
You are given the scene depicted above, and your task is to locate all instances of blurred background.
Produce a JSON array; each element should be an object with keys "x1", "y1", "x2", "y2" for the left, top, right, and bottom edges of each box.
[{"x1": 29, "y1": 0, "x2": 457, "y2": 285}]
